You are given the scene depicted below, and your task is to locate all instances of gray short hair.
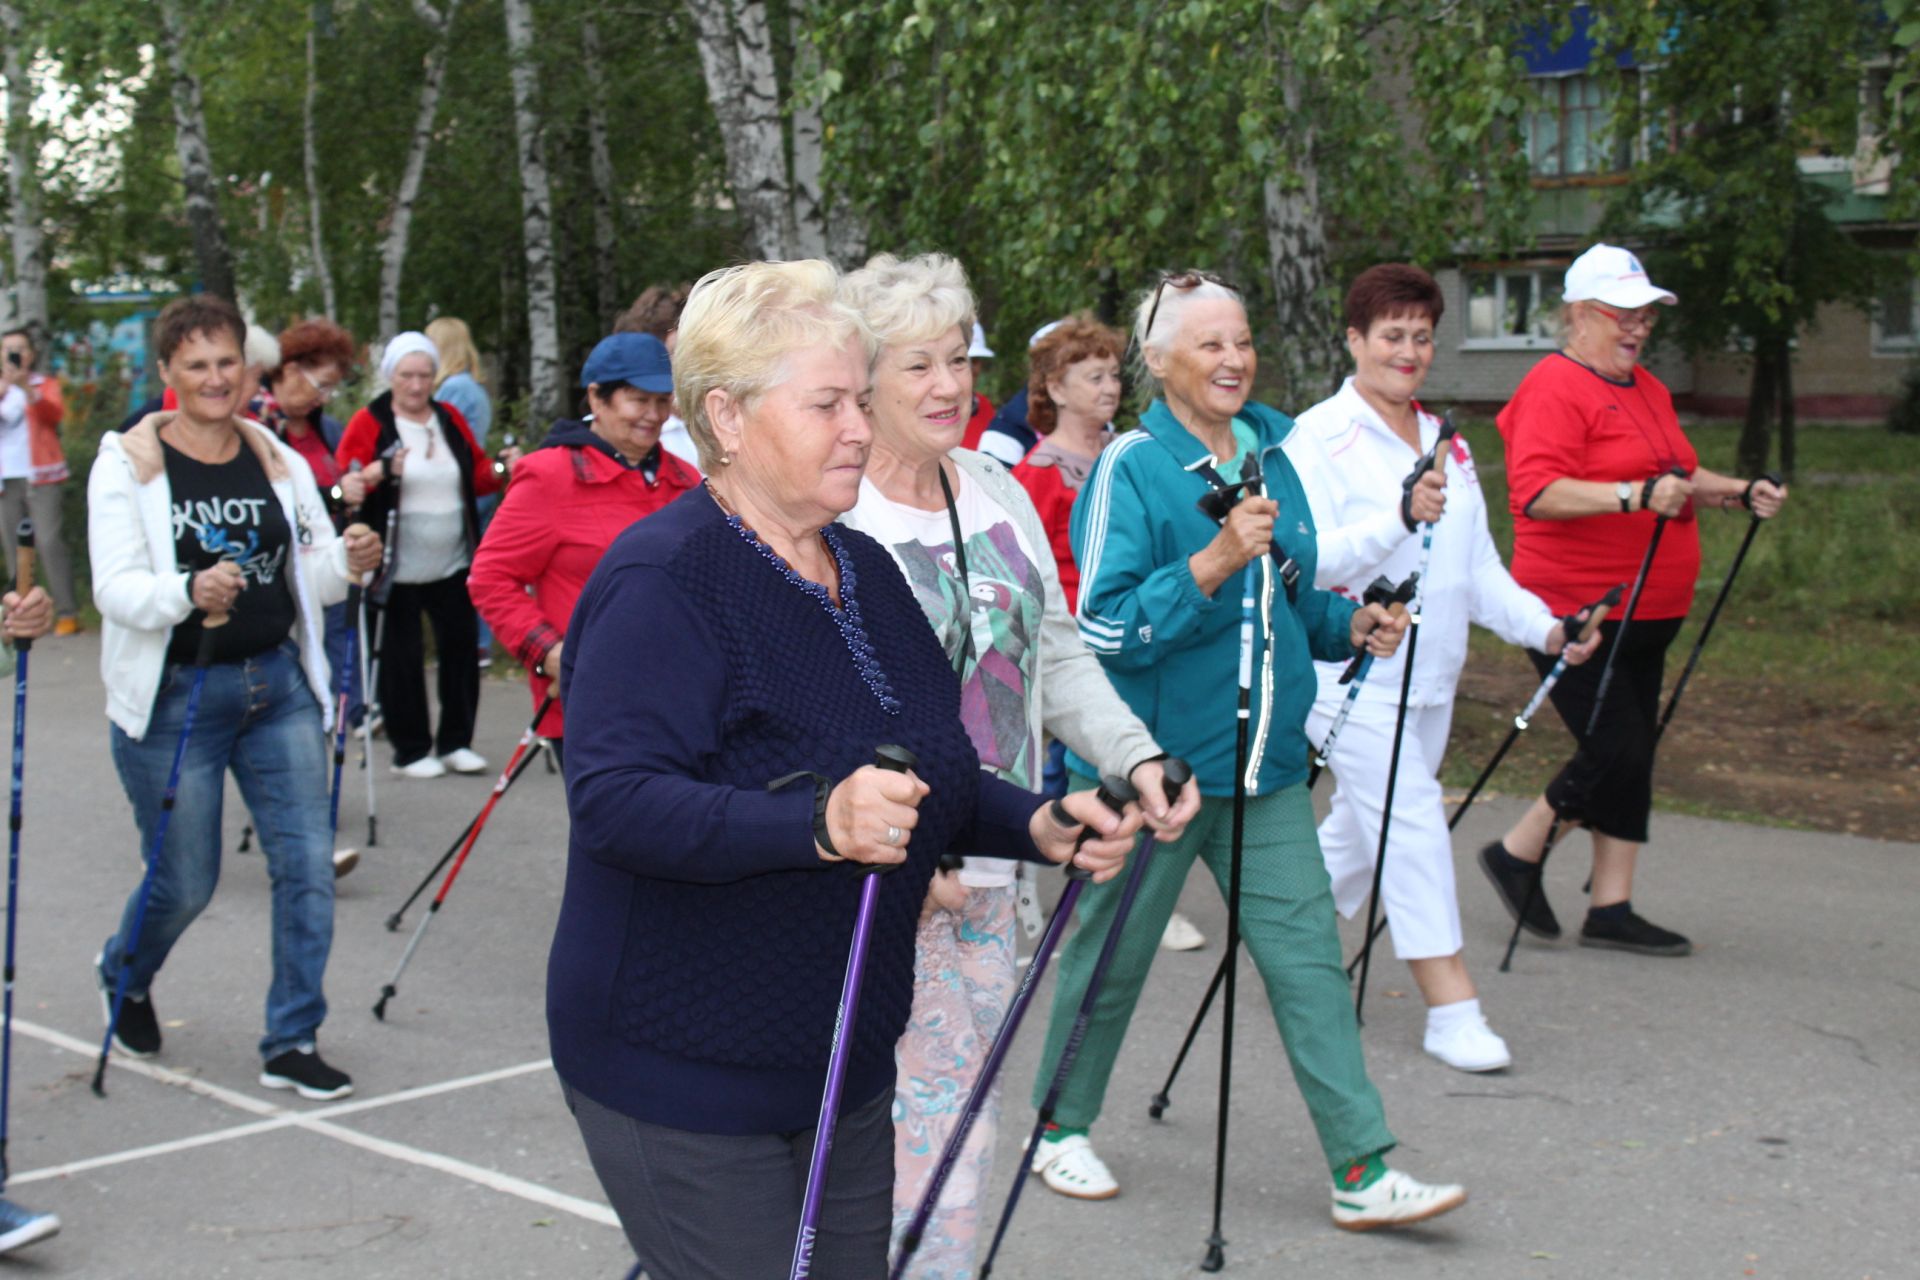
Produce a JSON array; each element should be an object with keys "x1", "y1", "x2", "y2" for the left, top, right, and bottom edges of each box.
[
  {"x1": 1130, "y1": 275, "x2": 1245, "y2": 401},
  {"x1": 839, "y1": 252, "x2": 976, "y2": 357},
  {"x1": 674, "y1": 260, "x2": 871, "y2": 472}
]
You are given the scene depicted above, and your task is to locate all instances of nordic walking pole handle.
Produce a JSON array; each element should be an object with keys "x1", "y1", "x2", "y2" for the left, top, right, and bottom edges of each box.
[
  {"x1": 13, "y1": 518, "x2": 33, "y2": 654},
  {"x1": 861, "y1": 745, "x2": 918, "y2": 876},
  {"x1": 1047, "y1": 775, "x2": 1136, "y2": 882},
  {"x1": 1566, "y1": 583, "x2": 1624, "y2": 646},
  {"x1": 1338, "y1": 571, "x2": 1417, "y2": 684},
  {"x1": 1157, "y1": 757, "x2": 1193, "y2": 808}
]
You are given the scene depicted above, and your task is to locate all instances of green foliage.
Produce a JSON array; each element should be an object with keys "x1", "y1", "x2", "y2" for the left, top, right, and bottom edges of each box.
[{"x1": 815, "y1": 0, "x2": 1543, "y2": 400}]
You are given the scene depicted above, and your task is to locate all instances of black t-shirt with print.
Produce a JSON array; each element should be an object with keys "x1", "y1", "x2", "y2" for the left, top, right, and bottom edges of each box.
[{"x1": 163, "y1": 439, "x2": 298, "y2": 665}]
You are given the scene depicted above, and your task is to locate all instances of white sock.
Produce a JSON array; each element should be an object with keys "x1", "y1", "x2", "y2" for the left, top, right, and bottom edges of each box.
[{"x1": 1426, "y1": 997, "x2": 1481, "y2": 1034}]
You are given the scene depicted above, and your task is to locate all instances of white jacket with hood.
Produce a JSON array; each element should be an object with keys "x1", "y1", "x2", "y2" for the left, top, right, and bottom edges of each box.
[{"x1": 90, "y1": 413, "x2": 356, "y2": 740}]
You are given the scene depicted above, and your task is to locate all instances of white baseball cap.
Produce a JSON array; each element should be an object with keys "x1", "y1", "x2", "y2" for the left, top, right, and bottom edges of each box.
[
  {"x1": 1563, "y1": 243, "x2": 1677, "y2": 308},
  {"x1": 967, "y1": 322, "x2": 995, "y2": 359},
  {"x1": 1028, "y1": 320, "x2": 1064, "y2": 348}
]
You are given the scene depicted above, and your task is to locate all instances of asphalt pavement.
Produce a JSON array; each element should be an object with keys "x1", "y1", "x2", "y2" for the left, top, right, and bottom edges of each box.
[{"x1": 1, "y1": 634, "x2": 1912, "y2": 1278}]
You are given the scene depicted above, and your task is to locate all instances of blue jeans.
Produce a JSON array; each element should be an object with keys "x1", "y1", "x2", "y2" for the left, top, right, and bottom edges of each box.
[{"x1": 102, "y1": 642, "x2": 336, "y2": 1061}]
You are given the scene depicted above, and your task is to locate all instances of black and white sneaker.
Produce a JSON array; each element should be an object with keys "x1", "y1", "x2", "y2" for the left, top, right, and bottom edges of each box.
[
  {"x1": 260, "y1": 1046, "x2": 354, "y2": 1100},
  {"x1": 94, "y1": 952, "x2": 161, "y2": 1058}
]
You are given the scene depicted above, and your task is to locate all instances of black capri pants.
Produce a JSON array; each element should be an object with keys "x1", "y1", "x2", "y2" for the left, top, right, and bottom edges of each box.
[{"x1": 1526, "y1": 615, "x2": 1684, "y2": 844}]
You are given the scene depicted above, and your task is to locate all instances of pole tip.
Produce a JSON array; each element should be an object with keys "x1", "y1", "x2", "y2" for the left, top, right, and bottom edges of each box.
[
  {"x1": 1201, "y1": 1243, "x2": 1226, "y2": 1272},
  {"x1": 372, "y1": 990, "x2": 392, "y2": 1021}
]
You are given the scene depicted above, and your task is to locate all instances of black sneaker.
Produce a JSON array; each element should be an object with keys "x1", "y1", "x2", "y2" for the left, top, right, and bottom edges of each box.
[
  {"x1": 260, "y1": 1047, "x2": 354, "y2": 1100},
  {"x1": 1579, "y1": 909, "x2": 1692, "y2": 957},
  {"x1": 94, "y1": 953, "x2": 161, "y2": 1058},
  {"x1": 1478, "y1": 842, "x2": 1562, "y2": 940}
]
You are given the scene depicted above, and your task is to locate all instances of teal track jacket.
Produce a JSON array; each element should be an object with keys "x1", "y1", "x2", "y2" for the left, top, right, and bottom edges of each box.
[{"x1": 1066, "y1": 399, "x2": 1358, "y2": 798}]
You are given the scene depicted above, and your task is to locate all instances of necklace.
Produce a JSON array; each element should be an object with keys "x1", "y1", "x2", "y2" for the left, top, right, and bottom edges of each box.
[{"x1": 706, "y1": 482, "x2": 902, "y2": 715}]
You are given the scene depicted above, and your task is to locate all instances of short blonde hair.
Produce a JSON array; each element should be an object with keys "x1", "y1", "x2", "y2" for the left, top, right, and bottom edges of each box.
[
  {"x1": 839, "y1": 252, "x2": 976, "y2": 355},
  {"x1": 425, "y1": 316, "x2": 486, "y2": 389},
  {"x1": 674, "y1": 260, "x2": 869, "y2": 472},
  {"x1": 1130, "y1": 274, "x2": 1245, "y2": 401}
]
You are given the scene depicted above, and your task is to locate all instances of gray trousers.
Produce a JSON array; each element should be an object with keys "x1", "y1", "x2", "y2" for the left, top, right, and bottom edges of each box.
[
  {"x1": 565, "y1": 1080, "x2": 894, "y2": 1279},
  {"x1": 0, "y1": 481, "x2": 78, "y2": 616}
]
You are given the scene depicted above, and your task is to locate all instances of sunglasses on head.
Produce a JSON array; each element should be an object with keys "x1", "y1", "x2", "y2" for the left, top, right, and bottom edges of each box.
[{"x1": 1143, "y1": 270, "x2": 1236, "y2": 346}]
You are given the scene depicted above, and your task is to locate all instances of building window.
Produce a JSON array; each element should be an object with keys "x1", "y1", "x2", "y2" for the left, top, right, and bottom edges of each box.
[
  {"x1": 1464, "y1": 269, "x2": 1566, "y2": 349},
  {"x1": 1525, "y1": 74, "x2": 1632, "y2": 177},
  {"x1": 1873, "y1": 267, "x2": 1917, "y2": 355}
]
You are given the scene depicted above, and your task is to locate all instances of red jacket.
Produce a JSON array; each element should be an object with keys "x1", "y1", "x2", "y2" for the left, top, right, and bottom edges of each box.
[
  {"x1": 961, "y1": 392, "x2": 994, "y2": 452},
  {"x1": 467, "y1": 424, "x2": 700, "y2": 737},
  {"x1": 1011, "y1": 453, "x2": 1083, "y2": 613}
]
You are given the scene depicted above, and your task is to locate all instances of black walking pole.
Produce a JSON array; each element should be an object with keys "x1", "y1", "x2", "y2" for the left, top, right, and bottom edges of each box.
[
  {"x1": 94, "y1": 608, "x2": 228, "y2": 1096},
  {"x1": 897, "y1": 771, "x2": 1150, "y2": 1279},
  {"x1": 1652, "y1": 474, "x2": 1782, "y2": 749},
  {"x1": 1351, "y1": 585, "x2": 1423, "y2": 1026},
  {"x1": 973, "y1": 761, "x2": 1190, "y2": 1278},
  {"x1": 1199, "y1": 557, "x2": 1259, "y2": 1274},
  {"x1": 1, "y1": 521, "x2": 35, "y2": 1179},
  {"x1": 1498, "y1": 505, "x2": 1674, "y2": 974},
  {"x1": 373, "y1": 704, "x2": 555, "y2": 1019},
  {"x1": 1447, "y1": 585, "x2": 1622, "y2": 833}
]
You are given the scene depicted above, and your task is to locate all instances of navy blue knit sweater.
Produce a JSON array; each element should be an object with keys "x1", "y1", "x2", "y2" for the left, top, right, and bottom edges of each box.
[{"x1": 549, "y1": 486, "x2": 1048, "y2": 1135}]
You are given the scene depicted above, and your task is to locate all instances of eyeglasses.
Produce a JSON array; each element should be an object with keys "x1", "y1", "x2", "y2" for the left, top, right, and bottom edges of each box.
[
  {"x1": 298, "y1": 364, "x2": 341, "y2": 401},
  {"x1": 1589, "y1": 303, "x2": 1661, "y2": 334},
  {"x1": 1143, "y1": 270, "x2": 1236, "y2": 346}
]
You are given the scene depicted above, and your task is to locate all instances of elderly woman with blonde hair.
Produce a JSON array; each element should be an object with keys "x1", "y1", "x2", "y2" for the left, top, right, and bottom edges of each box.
[
  {"x1": 838, "y1": 253, "x2": 1199, "y2": 1275},
  {"x1": 547, "y1": 258, "x2": 1144, "y2": 1280}
]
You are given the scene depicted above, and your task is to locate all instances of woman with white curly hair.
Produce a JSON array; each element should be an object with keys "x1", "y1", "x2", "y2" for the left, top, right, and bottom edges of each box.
[{"x1": 838, "y1": 252, "x2": 1200, "y2": 1274}]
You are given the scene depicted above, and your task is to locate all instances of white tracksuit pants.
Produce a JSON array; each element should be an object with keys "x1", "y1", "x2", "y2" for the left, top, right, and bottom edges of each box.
[{"x1": 1304, "y1": 698, "x2": 1461, "y2": 961}]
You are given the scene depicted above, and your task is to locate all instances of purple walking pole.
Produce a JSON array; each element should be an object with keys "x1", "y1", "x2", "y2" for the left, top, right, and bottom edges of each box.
[
  {"x1": 790, "y1": 744, "x2": 918, "y2": 1280},
  {"x1": 891, "y1": 770, "x2": 1151, "y2": 1278}
]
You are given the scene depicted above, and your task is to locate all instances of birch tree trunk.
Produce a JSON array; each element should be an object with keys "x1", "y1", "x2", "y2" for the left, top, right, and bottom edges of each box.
[
  {"x1": 0, "y1": 0, "x2": 46, "y2": 347},
  {"x1": 503, "y1": 0, "x2": 562, "y2": 422},
  {"x1": 580, "y1": 15, "x2": 620, "y2": 322},
  {"x1": 1260, "y1": 67, "x2": 1346, "y2": 409},
  {"x1": 684, "y1": 0, "x2": 792, "y2": 259},
  {"x1": 787, "y1": 28, "x2": 831, "y2": 262},
  {"x1": 303, "y1": 20, "x2": 337, "y2": 318},
  {"x1": 158, "y1": 0, "x2": 235, "y2": 302},
  {"x1": 377, "y1": 0, "x2": 460, "y2": 342}
]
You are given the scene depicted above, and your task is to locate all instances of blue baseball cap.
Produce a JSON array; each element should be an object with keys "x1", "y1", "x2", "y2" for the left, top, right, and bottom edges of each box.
[{"x1": 580, "y1": 332, "x2": 672, "y2": 393}]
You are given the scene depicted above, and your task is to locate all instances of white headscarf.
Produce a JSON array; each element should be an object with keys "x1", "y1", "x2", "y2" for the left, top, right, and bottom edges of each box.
[{"x1": 380, "y1": 331, "x2": 440, "y2": 382}]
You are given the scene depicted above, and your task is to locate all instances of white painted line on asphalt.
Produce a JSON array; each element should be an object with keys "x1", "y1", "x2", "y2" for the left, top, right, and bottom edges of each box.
[{"x1": 11, "y1": 1019, "x2": 618, "y2": 1227}]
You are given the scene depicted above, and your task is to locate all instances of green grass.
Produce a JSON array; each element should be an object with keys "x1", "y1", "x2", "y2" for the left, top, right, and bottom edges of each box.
[{"x1": 1459, "y1": 418, "x2": 1920, "y2": 714}]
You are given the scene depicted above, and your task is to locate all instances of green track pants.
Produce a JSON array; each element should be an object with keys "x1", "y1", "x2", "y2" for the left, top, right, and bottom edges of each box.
[{"x1": 1029, "y1": 775, "x2": 1396, "y2": 1173}]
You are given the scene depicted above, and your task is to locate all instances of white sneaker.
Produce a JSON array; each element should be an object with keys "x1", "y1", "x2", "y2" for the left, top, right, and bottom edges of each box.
[
  {"x1": 1160, "y1": 911, "x2": 1206, "y2": 952},
  {"x1": 1424, "y1": 1016, "x2": 1512, "y2": 1073},
  {"x1": 332, "y1": 848, "x2": 360, "y2": 879},
  {"x1": 1331, "y1": 1168, "x2": 1467, "y2": 1232},
  {"x1": 1031, "y1": 1133, "x2": 1119, "y2": 1200},
  {"x1": 440, "y1": 748, "x2": 489, "y2": 774},
  {"x1": 393, "y1": 756, "x2": 446, "y2": 779}
]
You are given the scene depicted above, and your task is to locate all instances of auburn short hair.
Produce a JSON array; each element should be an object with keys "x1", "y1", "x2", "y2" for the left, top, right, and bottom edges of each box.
[
  {"x1": 275, "y1": 318, "x2": 356, "y2": 375},
  {"x1": 1343, "y1": 263, "x2": 1445, "y2": 336},
  {"x1": 1027, "y1": 313, "x2": 1125, "y2": 436}
]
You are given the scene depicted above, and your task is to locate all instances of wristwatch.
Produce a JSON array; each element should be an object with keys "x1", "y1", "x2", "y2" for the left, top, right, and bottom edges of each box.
[{"x1": 1616, "y1": 481, "x2": 1634, "y2": 513}]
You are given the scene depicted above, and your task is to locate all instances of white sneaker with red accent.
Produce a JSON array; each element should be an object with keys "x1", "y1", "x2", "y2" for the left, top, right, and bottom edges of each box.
[
  {"x1": 1031, "y1": 1133, "x2": 1120, "y2": 1200},
  {"x1": 1331, "y1": 1169, "x2": 1467, "y2": 1231}
]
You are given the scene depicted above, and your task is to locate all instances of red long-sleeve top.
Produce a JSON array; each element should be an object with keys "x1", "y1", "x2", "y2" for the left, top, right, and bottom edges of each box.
[{"x1": 466, "y1": 434, "x2": 700, "y2": 737}]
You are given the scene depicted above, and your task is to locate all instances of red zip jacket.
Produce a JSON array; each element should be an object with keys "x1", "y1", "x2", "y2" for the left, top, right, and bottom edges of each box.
[{"x1": 467, "y1": 421, "x2": 700, "y2": 737}]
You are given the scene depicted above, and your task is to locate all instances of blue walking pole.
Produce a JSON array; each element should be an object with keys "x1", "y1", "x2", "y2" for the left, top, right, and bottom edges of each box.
[
  {"x1": 2, "y1": 521, "x2": 36, "y2": 1179},
  {"x1": 93, "y1": 608, "x2": 227, "y2": 1097}
]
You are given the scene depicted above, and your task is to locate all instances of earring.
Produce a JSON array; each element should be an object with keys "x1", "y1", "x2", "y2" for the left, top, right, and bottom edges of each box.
[{"x1": 720, "y1": 453, "x2": 733, "y2": 466}]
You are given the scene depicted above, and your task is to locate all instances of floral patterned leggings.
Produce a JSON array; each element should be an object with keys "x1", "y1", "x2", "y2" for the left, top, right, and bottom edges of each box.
[{"x1": 890, "y1": 883, "x2": 1019, "y2": 1280}]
